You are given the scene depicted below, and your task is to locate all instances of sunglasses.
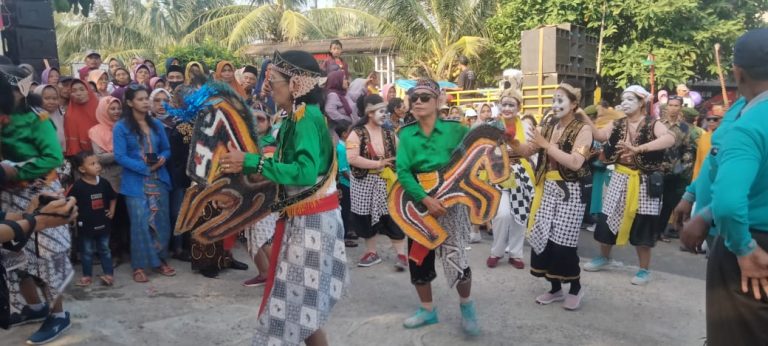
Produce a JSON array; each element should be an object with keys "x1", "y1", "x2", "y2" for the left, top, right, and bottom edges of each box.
[
  {"x1": 409, "y1": 93, "x2": 434, "y2": 103},
  {"x1": 706, "y1": 117, "x2": 721, "y2": 122}
]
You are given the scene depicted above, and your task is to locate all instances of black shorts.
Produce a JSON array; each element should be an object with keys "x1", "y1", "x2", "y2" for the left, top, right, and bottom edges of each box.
[
  {"x1": 594, "y1": 213, "x2": 658, "y2": 247},
  {"x1": 407, "y1": 238, "x2": 471, "y2": 285},
  {"x1": 350, "y1": 214, "x2": 405, "y2": 240}
]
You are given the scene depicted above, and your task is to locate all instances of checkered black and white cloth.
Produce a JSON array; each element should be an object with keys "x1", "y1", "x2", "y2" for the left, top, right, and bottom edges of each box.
[
  {"x1": 246, "y1": 212, "x2": 278, "y2": 257},
  {"x1": 528, "y1": 180, "x2": 586, "y2": 254},
  {"x1": 350, "y1": 174, "x2": 389, "y2": 226},
  {"x1": 506, "y1": 162, "x2": 535, "y2": 225},
  {"x1": 253, "y1": 209, "x2": 348, "y2": 346},
  {"x1": 601, "y1": 170, "x2": 662, "y2": 236}
]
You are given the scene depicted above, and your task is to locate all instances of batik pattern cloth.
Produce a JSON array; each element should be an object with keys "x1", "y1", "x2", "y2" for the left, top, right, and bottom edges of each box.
[
  {"x1": 0, "y1": 180, "x2": 73, "y2": 315},
  {"x1": 505, "y1": 162, "x2": 535, "y2": 225},
  {"x1": 528, "y1": 180, "x2": 585, "y2": 254},
  {"x1": 252, "y1": 208, "x2": 348, "y2": 346},
  {"x1": 601, "y1": 169, "x2": 662, "y2": 236},
  {"x1": 435, "y1": 205, "x2": 472, "y2": 287},
  {"x1": 247, "y1": 212, "x2": 278, "y2": 258},
  {"x1": 350, "y1": 174, "x2": 389, "y2": 226}
]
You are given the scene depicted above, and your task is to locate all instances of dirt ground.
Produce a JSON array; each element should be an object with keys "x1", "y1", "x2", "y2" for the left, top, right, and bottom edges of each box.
[{"x1": 2, "y1": 231, "x2": 707, "y2": 345}]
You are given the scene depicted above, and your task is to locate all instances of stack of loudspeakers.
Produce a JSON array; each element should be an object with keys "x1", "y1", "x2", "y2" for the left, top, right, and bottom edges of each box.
[
  {"x1": 520, "y1": 24, "x2": 597, "y2": 109},
  {"x1": 1, "y1": 0, "x2": 59, "y2": 78}
]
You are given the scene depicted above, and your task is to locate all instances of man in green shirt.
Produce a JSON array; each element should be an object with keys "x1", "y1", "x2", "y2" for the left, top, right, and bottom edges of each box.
[
  {"x1": 395, "y1": 78, "x2": 480, "y2": 336},
  {"x1": 695, "y1": 28, "x2": 768, "y2": 345}
]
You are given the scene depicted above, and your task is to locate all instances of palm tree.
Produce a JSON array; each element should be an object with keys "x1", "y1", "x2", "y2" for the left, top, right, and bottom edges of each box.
[
  {"x1": 56, "y1": 0, "x2": 233, "y2": 64},
  {"x1": 181, "y1": 0, "x2": 383, "y2": 51},
  {"x1": 356, "y1": 0, "x2": 498, "y2": 80}
]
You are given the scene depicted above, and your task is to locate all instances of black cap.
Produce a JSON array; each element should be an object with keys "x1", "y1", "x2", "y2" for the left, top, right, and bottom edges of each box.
[
  {"x1": 733, "y1": 28, "x2": 768, "y2": 69},
  {"x1": 167, "y1": 65, "x2": 184, "y2": 74},
  {"x1": 244, "y1": 65, "x2": 259, "y2": 76}
]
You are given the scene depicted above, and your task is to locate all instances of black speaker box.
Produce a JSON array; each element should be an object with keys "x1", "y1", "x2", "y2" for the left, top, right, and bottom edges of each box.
[{"x1": 5, "y1": 0, "x2": 55, "y2": 30}]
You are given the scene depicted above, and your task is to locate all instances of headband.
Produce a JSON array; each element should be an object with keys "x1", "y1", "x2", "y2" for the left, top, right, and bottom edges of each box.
[
  {"x1": 270, "y1": 50, "x2": 326, "y2": 99},
  {"x1": 558, "y1": 83, "x2": 582, "y2": 102},
  {"x1": 365, "y1": 102, "x2": 387, "y2": 114},
  {"x1": 409, "y1": 78, "x2": 440, "y2": 98},
  {"x1": 1, "y1": 69, "x2": 34, "y2": 97}
]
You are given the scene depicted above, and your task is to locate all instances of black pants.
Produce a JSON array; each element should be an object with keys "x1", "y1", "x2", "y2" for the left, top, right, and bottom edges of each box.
[
  {"x1": 407, "y1": 238, "x2": 471, "y2": 285},
  {"x1": 707, "y1": 232, "x2": 768, "y2": 345},
  {"x1": 339, "y1": 184, "x2": 353, "y2": 239},
  {"x1": 657, "y1": 174, "x2": 687, "y2": 235}
]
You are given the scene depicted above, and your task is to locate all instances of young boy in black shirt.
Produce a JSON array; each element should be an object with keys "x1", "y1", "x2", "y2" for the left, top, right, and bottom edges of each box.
[{"x1": 69, "y1": 152, "x2": 116, "y2": 287}]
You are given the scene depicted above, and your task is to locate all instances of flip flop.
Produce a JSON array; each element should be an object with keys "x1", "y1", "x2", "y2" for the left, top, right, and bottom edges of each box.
[
  {"x1": 133, "y1": 269, "x2": 149, "y2": 283},
  {"x1": 99, "y1": 275, "x2": 114, "y2": 286},
  {"x1": 75, "y1": 277, "x2": 92, "y2": 287}
]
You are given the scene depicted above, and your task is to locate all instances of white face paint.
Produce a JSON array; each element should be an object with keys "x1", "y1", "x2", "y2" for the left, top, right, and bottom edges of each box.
[
  {"x1": 552, "y1": 89, "x2": 573, "y2": 119},
  {"x1": 500, "y1": 97, "x2": 519, "y2": 119},
  {"x1": 621, "y1": 92, "x2": 643, "y2": 115},
  {"x1": 371, "y1": 107, "x2": 387, "y2": 126}
]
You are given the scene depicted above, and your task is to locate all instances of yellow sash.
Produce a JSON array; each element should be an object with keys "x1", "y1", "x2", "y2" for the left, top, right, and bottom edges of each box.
[
  {"x1": 379, "y1": 167, "x2": 398, "y2": 194},
  {"x1": 527, "y1": 171, "x2": 563, "y2": 234},
  {"x1": 614, "y1": 164, "x2": 640, "y2": 245},
  {"x1": 482, "y1": 117, "x2": 533, "y2": 189}
]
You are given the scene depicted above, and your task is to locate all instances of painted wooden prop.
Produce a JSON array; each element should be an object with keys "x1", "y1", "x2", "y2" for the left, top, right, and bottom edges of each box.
[
  {"x1": 172, "y1": 83, "x2": 277, "y2": 244},
  {"x1": 387, "y1": 124, "x2": 510, "y2": 250}
]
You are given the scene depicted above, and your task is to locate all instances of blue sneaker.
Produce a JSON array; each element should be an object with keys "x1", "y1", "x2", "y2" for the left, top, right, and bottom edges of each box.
[
  {"x1": 10, "y1": 303, "x2": 50, "y2": 327},
  {"x1": 26, "y1": 311, "x2": 71, "y2": 345},
  {"x1": 460, "y1": 301, "x2": 481, "y2": 336},
  {"x1": 403, "y1": 307, "x2": 439, "y2": 329},
  {"x1": 584, "y1": 256, "x2": 610, "y2": 272},
  {"x1": 631, "y1": 269, "x2": 651, "y2": 286}
]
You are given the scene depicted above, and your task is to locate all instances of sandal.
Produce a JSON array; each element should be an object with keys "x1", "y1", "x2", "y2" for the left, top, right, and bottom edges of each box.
[
  {"x1": 133, "y1": 269, "x2": 149, "y2": 283},
  {"x1": 75, "y1": 277, "x2": 92, "y2": 287},
  {"x1": 156, "y1": 264, "x2": 177, "y2": 277},
  {"x1": 99, "y1": 275, "x2": 114, "y2": 286}
]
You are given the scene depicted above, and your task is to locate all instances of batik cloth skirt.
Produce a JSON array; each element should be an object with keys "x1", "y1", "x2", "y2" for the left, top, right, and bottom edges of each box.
[
  {"x1": 349, "y1": 174, "x2": 404, "y2": 240},
  {"x1": 246, "y1": 212, "x2": 278, "y2": 258},
  {"x1": 408, "y1": 205, "x2": 472, "y2": 288},
  {"x1": 125, "y1": 174, "x2": 171, "y2": 270},
  {"x1": 594, "y1": 169, "x2": 662, "y2": 247},
  {"x1": 529, "y1": 179, "x2": 585, "y2": 283},
  {"x1": 0, "y1": 179, "x2": 73, "y2": 315},
  {"x1": 252, "y1": 208, "x2": 348, "y2": 346}
]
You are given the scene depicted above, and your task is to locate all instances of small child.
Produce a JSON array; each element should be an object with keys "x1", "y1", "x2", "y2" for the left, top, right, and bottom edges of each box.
[
  {"x1": 69, "y1": 151, "x2": 117, "y2": 287},
  {"x1": 335, "y1": 120, "x2": 358, "y2": 248}
]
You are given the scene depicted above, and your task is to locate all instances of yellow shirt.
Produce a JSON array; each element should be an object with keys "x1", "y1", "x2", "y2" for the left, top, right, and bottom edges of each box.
[{"x1": 692, "y1": 131, "x2": 712, "y2": 181}]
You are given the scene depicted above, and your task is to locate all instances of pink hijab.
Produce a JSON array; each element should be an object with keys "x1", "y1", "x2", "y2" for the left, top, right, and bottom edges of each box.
[{"x1": 88, "y1": 96, "x2": 121, "y2": 152}]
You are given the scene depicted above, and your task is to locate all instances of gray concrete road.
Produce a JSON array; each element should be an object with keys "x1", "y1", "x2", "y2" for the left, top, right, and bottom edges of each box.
[{"x1": 2, "y1": 230, "x2": 707, "y2": 345}]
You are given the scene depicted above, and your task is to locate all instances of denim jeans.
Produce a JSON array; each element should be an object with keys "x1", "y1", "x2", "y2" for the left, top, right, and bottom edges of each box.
[
  {"x1": 81, "y1": 233, "x2": 113, "y2": 277},
  {"x1": 125, "y1": 181, "x2": 171, "y2": 270}
]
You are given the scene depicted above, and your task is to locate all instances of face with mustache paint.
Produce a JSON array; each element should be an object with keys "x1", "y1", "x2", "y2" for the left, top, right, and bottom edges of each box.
[
  {"x1": 552, "y1": 89, "x2": 574, "y2": 119},
  {"x1": 500, "y1": 96, "x2": 519, "y2": 119},
  {"x1": 370, "y1": 107, "x2": 388, "y2": 126},
  {"x1": 621, "y1": 92, "x2": 643, "y2": 116}
]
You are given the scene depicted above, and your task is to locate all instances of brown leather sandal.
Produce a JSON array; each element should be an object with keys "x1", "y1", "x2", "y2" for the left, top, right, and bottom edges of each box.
[{"x1": 133, "y1": 269, "x2": 149, "y2": 283}]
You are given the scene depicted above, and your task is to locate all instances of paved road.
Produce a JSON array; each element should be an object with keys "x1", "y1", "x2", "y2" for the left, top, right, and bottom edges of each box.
[{"x1": 2, "y1": 231, "x2": 707, "y2": 345}]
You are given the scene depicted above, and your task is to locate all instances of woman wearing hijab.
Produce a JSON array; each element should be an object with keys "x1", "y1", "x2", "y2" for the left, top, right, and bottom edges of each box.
[
  {"x1": 214, "y1": 61, "x2": 247, "y2": 97},
  {"x1": 33, "y1": 84, "x2": 66, "y2": 152},
  {"x1": 184, "y1": 62, "x2": 207, "y2": 88},
  {"x1": 164, "y1": 57, "x2": 180, "y2": 77},
  {"x1": 109, "y1": 67, "x2": 132, "y2": 100},
  {"x1": 149, "y1": 77, "x2": 166, "y2": 91},
  {"x1": 88, "y1": 70, "x2": 110, "y2": 98},
  {"x1": 253, "y1": 59, "x2": 275, "y2": 114},
  {"x1": 64, "y1": 79, "x2": 100, "y2": 156},
  {"x1": 133, "y1": 64, "x2": 151, "y2": 88},
  {"x1": 41, "y1": 67, "x2": 60, "y2": 86},
  {"x1": 325, "y1": 70, "x2": 358, "y2": 131},
  {"x1": 143, "y1": 59, "x2": 158, "y2": 78}
]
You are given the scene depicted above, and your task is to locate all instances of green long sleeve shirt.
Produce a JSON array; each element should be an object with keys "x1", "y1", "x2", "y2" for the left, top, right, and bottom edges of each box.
[
  {"x1": 711, "y1": 92, "x2": 768, "y2": 256},
  {"x1": 1, "y1": 110, "x2": 64, "y2": 181},
  {"x1": 242, "y1": 104, "x2": 333, "y2": 186},
  {"x1": 395, "y1": 119, "x2": 468, "y2": 202}
]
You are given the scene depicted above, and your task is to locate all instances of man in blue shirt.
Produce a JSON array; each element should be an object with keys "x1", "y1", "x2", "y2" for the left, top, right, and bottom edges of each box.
[{"x1": 680, "y1": 28, "x2": 768, "y2": 345}]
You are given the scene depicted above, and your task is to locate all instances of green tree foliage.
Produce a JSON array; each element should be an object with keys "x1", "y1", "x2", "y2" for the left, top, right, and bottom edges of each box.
[
  {"x1": 355, "y1": 0, "x2": 499, "y2": 80},
  {"x1": 163, "y1": 40, "x2": 245, "y2": 73},
  {"x1": 485, "y1": 0, "x2": 768, "y2": 90}
]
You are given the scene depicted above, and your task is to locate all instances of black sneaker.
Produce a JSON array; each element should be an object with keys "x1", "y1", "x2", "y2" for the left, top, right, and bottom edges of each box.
[
  {"x1": 26, "y1": 311, "x2": 71, "y2": 345},
  {"x1": 9, "y1": 303, "x2": 50, "y2": 327}
]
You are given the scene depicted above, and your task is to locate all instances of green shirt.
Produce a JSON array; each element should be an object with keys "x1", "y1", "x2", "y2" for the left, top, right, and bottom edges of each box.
[
  {"x1": 396, "y1": 119, "x2": 468, "y2": 202},
  {"x1": 243, "y1": 104, "x2": 333, "y2": 186},
  {"x1": 259, "y1": 132, "x2": 276, "y2": 148},
  {"x1": 1, "y1": 110, "x2": 64, "y2": 181}
]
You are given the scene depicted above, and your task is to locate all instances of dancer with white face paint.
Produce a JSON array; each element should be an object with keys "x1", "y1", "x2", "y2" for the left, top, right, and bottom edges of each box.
[
  {"x1": 582, "y1": 85, "x2": 676, "y2": 286},
  {"x1": 486, "y1": 89, "x2": 536, "y2": 270},
  {"x1": 346, "y1": 94, "x2": 408, "y2": 270},
  {"x1": 526, "y1": 80, "x2": 593, "y2": 310}
]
